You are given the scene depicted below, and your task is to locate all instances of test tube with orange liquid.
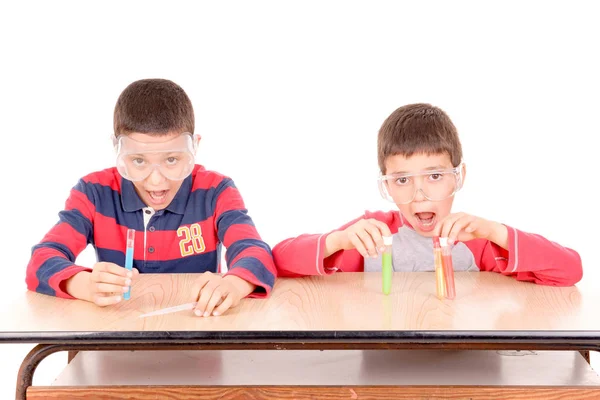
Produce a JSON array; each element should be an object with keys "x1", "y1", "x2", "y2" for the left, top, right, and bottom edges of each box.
[
  {"x1": 432, "y1": 237, "x2": 446, "y2": 299},
  {"x1": 439, "y1": 237, "x2": 456, "y2": 299}
]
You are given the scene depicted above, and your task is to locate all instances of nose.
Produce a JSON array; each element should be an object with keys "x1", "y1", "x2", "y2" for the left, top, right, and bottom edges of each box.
[
  {"x1": 413, "y1": 188, "x2": 427, "y2": 202},
  {"x1": 146, "y1": 166, "x2": 166, "y2": 186}
]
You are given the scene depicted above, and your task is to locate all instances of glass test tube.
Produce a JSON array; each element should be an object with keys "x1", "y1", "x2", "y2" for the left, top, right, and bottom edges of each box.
[
  {"x1": 382, "y1": 236, "x2": 393, "y2": 295},
  {"x1": 440, "y1": 237, "x2": 456, "y2": 299},
  {"x1": 124, "y1": 229, "x2": 135, "y2": 300},
  {"x1": 433, "y1": 236, "x2": 446, "y2": 299}
]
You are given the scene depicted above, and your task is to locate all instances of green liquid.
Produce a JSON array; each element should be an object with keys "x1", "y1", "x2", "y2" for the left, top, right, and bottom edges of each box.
[{"x1": 382, "y1": 252, "x2": 392, "y2": 295}]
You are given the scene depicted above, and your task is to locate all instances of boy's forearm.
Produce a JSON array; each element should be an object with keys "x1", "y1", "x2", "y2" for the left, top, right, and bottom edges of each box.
[
  {"x1": 65, "y1": 271, "x2": 91, "y2": 301},
  {"x1": 488, "y1": 222, "x2": 509, "y2": 250},
  {"x1": 324, "y1": 231, "x2": 343, "y2": 257},
  {"x1": 223, "y1": 275, "x2": 256, "y2": 297}
]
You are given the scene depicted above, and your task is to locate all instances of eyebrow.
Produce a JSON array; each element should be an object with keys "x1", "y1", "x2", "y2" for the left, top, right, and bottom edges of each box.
[
  {"x1": 127, "y1": 150, "x2": 183, "y2": 156},
  {"x1": 389, "y1": 165, "x2": 450, "y2": 175}
]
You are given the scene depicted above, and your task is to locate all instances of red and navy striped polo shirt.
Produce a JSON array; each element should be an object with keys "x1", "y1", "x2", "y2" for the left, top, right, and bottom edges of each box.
[{"x1": 26, "y1": 165, "x2": 276, "y2": 298}]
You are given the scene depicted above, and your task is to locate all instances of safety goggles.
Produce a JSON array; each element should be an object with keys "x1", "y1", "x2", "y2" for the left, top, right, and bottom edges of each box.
[
  {"x1": 113, "y1": 133, "x2": 196, "y2": 182},
  {"x1": 378, "y1": 164, "x2": 464, "y2": 204}
]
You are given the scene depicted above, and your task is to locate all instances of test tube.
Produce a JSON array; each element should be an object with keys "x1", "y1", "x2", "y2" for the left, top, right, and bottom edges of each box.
[
  {"x1": 433, "y1": 236, "x2": 446, "y2": 299},
  {"x1": 382, "y1": 236, "x2": 393, "y2": 295},
  {"x1": 440, "y1": 237, "x2": 456, "y2": 299},
  {"x1": 123, "y1": 229, "x2": 135, "y2": 300}
]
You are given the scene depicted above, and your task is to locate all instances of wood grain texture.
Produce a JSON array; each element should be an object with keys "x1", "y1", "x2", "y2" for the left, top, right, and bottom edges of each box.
[
  {"x1": 53, "y1": 350, "x2": 600, "y2": 386},
  {"x1": 1, "y1": 272, "x2": 597, "y2": 332},
  {"x1": 26, "y1": 386, "x2": 600, "y2": 400}
]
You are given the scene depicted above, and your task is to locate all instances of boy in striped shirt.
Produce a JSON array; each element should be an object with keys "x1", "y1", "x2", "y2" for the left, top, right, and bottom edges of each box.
[{"x1": 27, "y1": 79, "x2": 276, "y2": 317}]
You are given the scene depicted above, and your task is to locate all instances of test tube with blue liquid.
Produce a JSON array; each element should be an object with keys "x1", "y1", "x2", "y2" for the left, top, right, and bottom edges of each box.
[{"x1": 123, "y1": 229, "x2": 135, "y2": 300}]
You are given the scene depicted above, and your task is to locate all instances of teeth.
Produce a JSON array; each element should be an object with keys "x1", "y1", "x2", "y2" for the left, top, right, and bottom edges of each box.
[
  {"x1": 149, "y1": 191, "x2": 167, "y2": 201},
  {"x1": 416, "y1": 213, "x2": 435, "y2": 226}
]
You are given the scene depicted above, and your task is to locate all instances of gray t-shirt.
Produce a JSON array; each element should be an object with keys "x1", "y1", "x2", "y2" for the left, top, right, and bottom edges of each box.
[{"x1": 364, "y1": 226, "x2": 478, "y2": 272}]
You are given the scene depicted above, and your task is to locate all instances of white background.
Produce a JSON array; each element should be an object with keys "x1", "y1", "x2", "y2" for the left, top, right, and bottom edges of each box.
[{"x1": 0, "y1": 0, "x2": 598, "y2": 395}]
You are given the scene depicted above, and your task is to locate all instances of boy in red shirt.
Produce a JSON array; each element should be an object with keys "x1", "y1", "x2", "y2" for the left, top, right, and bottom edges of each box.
[{"x1": 273, "y1": 103, "x2": 582, "y2": 286}]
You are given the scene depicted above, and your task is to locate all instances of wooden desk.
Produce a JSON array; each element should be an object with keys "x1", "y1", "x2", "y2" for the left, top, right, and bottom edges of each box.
[
  {"x1": 50, "y1": 350, "x2": 600, "y2": 399},
  {"x1": 1, "y1": 272, "x2": 599, "y2": 399}
]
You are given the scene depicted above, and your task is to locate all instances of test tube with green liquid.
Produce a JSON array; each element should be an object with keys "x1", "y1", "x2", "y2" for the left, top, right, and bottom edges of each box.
[{"x1": 382, "y1": 236, "x2": 393, "y2": 295}]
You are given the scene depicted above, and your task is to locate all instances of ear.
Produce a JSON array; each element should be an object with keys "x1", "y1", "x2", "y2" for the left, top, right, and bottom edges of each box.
[
  {"x1": 111, "y1": 135, "x2": 120, "y2": 153},
  {"x1": 460, "y1": 162, "x2": 467, "y2": 188},
  {"x1": 192, "y1": 134, "x2": 202, "y2": 154}
]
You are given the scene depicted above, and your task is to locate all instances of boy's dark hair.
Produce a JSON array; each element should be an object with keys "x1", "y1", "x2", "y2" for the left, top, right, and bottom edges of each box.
[
  {"x1": 113, "y1": 79, "x2": 195, "y2": 137},
  {"x1": 377, "y1": 103, "x2": 462, "y2": 174}
]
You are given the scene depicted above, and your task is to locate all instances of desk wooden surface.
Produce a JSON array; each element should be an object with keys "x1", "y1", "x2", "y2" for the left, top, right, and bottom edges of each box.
[
  {"x1": 34, "y1": 351, "x2": 600, "y2": 400},
  {"x1": 0, "y1": 272, "x2": 597, "y2": 335},
  {"x1": 54, "y1": 350, "x2": 600, "y2": 386}
]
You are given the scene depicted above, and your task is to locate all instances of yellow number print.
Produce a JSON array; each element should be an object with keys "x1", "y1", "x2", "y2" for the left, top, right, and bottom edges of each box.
[{"x1": 177, "y1": 223, "x2": 206, "y2": 257}]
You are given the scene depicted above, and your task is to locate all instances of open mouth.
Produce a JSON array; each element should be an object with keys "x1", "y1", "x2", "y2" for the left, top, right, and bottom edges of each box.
[
  {"x1": 147, "y1": 190, "x2": 168, "y2": 205},
  {"x1": 414, "y1": 212, "x2": 437, "y2": 232}
]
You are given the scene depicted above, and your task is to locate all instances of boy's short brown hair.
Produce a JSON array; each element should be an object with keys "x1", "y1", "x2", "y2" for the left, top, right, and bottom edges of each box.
[
  {"x1": 113, "y1": 79, "x2": 195, "y2": 137},
  {"x1": 377, "y1": 103, "x2": 462, "y2": 174}
]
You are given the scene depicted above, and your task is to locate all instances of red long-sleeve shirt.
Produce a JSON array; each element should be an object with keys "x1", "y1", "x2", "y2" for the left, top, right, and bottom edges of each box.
[{"x1": 273, "y1": 210, "x2": 582, "y2": 286}]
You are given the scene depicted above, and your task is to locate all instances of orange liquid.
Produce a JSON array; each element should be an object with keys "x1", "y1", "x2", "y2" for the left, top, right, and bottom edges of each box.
[
  {"x1": 442, "y1": 253, "x2": 456, "y2": 299},
  {"x1": 434, "y1": 248, "x2": 446, "y2": 299}
]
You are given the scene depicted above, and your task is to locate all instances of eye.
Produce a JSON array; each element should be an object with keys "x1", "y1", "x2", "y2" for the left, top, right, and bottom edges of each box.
[
  {"x1": 395, "y1": 177, "x2": 410, "y2": 185},
  {"x1": 429, "y1": 173, "x2": 443, "y2": 181},
  {"x1": 165, "y1": 156, "x2": 179, "y2": 165},
  {"x1": 132, "y1": 158, "x2": 145, "y2": 166}
]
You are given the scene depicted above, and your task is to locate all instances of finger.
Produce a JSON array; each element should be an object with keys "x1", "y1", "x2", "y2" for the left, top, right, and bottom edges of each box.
[
  {"x1": 348, "y1": 232, "x2": 369, "y2": 258},
  {"x1": 433, "y1": 216, "x2": 446, "y2": 237},
  {"x1": 464, "y1": 220, "x2": 480, "y2": 234},
  {"x1": 203, "y1": 289, "x2": 224, "y2": 317},
  {"x1": 369, "y1": 219, "x2": 393, "y2": 239},
  {"x1": 92, "y1": 293, "x2": 122, "y2": 307},
  {"x1": 439, "y1": 213, "x2": 464, "y2": 239},
  {"x1": 94, "y1": 282, "x2": 130, "y2": 294},
  {"x1": 462, "y1": 219, "x2": 488, "y2": 240},
  {"x1": 364, "y1": 221, "x2": 385, "y2": 252},
  {"x1": 354, "y1": 225, "x2": 378, "y2": 257},
  {"x1": 95, "y1": 271, "x2": 131, "y2": 287},
  {"x1": 195, "y1": 281, "x2": 218, "y2": 316},
  {"x1": 355, "y1": 229, "x2": 378, "y2": 258},
  {"x1": 448, "y1": 215, "x2": 476, "y2": 243},
  {"x1": 132, "y1": 268, "x2": 140, "y2": 275},
  {"x1": 212, "y1": 294, "x2": 234, "y2": 316},
  {"x1": 191, "y1": 273, "x2": 213, "y2": 301},
  {"x1": 97, "y1": 262, "x2": 132, "y2": 278}
]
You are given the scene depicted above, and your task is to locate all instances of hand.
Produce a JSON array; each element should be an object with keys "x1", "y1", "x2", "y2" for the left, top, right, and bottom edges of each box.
[
  {"x1": 434, "y1": 212, "x2": 508, "y2": 249},
  {"x1": 325, "y1": 218, "x2": 392, "y2": 258},
  {"x1": 66, "y1": 262, "x2": 139, "y2": 306},
  {"x1": 191, "y1": 272, "x2": 254, "y2": 317}
]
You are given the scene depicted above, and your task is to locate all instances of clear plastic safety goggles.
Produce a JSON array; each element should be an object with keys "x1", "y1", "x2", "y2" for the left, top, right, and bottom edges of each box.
[
  {"x1": 113, "y1": 133, "x2": 196, "y2": 182},
  {"x1": 378, "y1": 164, "x2": 464, "y2": 204}
]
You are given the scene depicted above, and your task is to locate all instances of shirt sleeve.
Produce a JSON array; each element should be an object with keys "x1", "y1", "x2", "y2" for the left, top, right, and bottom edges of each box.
[
  {"x1": 465, "y1": 225, "x2": 583, "y2": 286},
  {"x1": 273, "y1": 210, "x2": 401, "y2": 277},
  {"x1": 214, "y1": 178, "x2": 276, "y2": 298},
  {"x1": 26, "y1": 180, "x2": 95, "y2": 298}
]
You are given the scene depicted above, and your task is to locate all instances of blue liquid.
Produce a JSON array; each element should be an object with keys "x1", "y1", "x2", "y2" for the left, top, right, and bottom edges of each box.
[{"x1": 123, "y1": 247, "x2": 134, "y2": 300}]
